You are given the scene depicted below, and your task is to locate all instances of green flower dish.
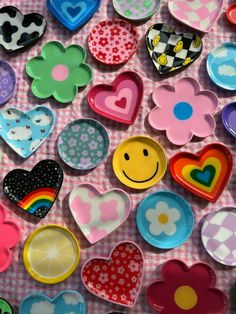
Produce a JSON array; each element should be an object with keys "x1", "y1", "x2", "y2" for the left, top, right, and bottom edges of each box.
[{"x1": 26, "y1": 41, "x2": 93, "y2": 103}]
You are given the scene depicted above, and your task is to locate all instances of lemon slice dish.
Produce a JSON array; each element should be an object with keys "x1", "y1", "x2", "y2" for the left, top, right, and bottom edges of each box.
[{"x1": 23, "y1": 224, "x2": 80, "y2": 284}]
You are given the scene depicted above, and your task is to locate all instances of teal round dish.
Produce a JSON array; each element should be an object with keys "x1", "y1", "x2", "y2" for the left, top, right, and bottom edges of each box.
[
  {"x1": 136, "y1": 190, "x2": 194, "y2": 249},
  {"x1": 207, "y1": 42, "x2": 236, "y2": 91},
  {"x1": 58, "y1": 118, "x2": 110, "y2": 170}
]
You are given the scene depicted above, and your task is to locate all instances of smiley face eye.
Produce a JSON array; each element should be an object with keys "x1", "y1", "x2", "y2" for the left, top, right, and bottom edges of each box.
[
  {"x1": 143, "y1": 149, "x2": 148, "y2": 156},
  {"x1": 124, "y1": 153, "x2": 130, "y2": 160}
]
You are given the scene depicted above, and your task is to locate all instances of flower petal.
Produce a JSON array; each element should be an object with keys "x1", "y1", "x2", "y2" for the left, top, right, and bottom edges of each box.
[
  {"x1": 147, "y1": 281, "x2": 170, "y2": 311},
  {"x1": 175, "y1": 77, "x2": 200, "y2": 96},
  {"x1": 202, "y1": 289, "x2": 228, "y2": 313},
  {"x1": 70, "y1": 64, "x2": 93, "y2": 87},
  {"x1": 169, "y1": 208, "x2": 181, "y2": 222},
  {"x1": 192, "y1": 92, "x2": 218, "y2": 114},
  {"x1": 191, "y1": 115, "x2": 216, "y2": 138},
  {"x1": 161, "y1": 260, "x2": 189, "y2": 283},
  {"x1": 41, "y1": 41, "x2": 65, "y2": 59},
  {"x1": 149, "y1": 221, "x2": 163, "y2": 236},
  {"x1": 65, "y1": 45, "x2": 86, "y2": 65},
  {"x1": 153, "y1": 84, "x2": 175, "y2": 108},
  {"x1": 0, "y1": 247, "x2": 11, "y2": 272},
  {"x1": 53, "y1": 83, "x2": 77, "y2": 103},
  {"x1": 146, "y1": 208, "x2": 157, "y2": 222},
  {"x1": 162, "y1": 222, "x2": 177, "y2": 236},
  {"x1": 166, "y1": 124, "x2": 193, "y2": 145},
  {"x1": 149, "y1": 107, "x2": 173, "y2": 131},
  {"x1": 188, "y1": 263, "x2": 216, "y2": 288},
  {"x1": 0, "y1": 222, "x2": 20, "y2": 248},
  {"x1": 26, "y1": 57, "x2": 47, "y2": 79},
  {"x1": 31, "y1": 79, "x2": 54, "y2": 99}
]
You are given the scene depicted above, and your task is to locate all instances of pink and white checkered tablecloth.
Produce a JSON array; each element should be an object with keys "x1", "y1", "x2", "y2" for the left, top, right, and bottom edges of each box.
[{"x1": 0, "y1": 0, "x2": 236, "y2": 313}]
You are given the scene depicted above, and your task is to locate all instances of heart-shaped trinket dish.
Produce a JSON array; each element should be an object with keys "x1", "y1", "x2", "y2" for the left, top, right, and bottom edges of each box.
[
  {"x1": 69, "y1": 183, "x2": 132, "y2": 244},
  {"x1": 146, "y1": 23, "x2": 203, "y2": 74},
  {"x1": 170, "y1": 143, "x2": 232, "y2": 202},
  {"x1": 87, "y1": 71, "x2": 143, "y2": 125},
  {"x1": 3, "y1": 160, "x2": 63, "y2": 218},
  {"x1": 0, "y1": 6, "x2": 47, "y2": 53},
  {"x1": 0, "y1": 106, "x2": 55, "y2": 158},
  {"x1": 168, "y1": 0, "x2": 224, "y2": 33},
  {"x1": 20, "y1": 290, "x2": 86, "y2": 314},
  {"x1": 82, "y1": 241, "x2": 144, "y2": 307},
  {"x1": 47, "y1": 0, "x2": 101, "y2": 30}
]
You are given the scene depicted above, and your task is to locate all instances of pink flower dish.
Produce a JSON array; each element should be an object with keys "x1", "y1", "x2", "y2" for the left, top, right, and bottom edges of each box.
[
  {"x1": 0, "y1": 203, "x2": 21, "y2": 272},
  {"x1": 148, "y1": 77, "x2": 218, "y2": 146}
]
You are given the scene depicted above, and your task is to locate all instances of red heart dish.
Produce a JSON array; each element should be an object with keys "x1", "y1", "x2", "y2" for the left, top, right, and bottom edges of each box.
[
  {"x1": 170, "y1": 143, "x2": 232, "y2": 202},
  {"x1": 87, "y1": 71, "x2": 143, "y2": 125},
  {"x1": 81, "y1": 241, "x2": 144, "y2": 307}
]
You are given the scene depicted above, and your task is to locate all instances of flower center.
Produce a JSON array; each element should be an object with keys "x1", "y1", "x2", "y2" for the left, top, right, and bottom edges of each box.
[
  {"x1": 51, "y1": 64, "x2": 69, "y2": 81},
  {"x1": 173, "y1": 102, "x2": 193, "y2": 120},
  {"x1": 174, "y1": 285, "x2": 198, "y2": 310},
  {"x1": 158, "y1": 213, "x2": 169, "y2": 224}
]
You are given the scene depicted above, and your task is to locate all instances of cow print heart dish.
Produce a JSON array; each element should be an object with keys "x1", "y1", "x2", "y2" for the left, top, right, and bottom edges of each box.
[
  {"x1": 0, "y1": 6, "x2": 47, "y2": 53},
  {"x1": 3, "y1": 160, "x2": 63, "y2": 219}
]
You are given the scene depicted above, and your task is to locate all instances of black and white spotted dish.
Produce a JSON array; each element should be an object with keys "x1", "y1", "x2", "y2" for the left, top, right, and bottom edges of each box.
[
  {"x1": 3, "y1": 160, "x2": 63, "y2": 219},
  {"x1": 0, "y1": 6, "x2": 47, "y2": 53}
]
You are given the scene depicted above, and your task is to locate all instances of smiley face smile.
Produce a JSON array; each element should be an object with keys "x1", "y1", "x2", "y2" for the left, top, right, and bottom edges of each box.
[{"x1": 123, "y1": 162, "x2": 159, "y2": 183}]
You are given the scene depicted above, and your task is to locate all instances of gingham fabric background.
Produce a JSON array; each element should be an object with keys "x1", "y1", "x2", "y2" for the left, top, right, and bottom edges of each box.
[{"x1": 0, "y1": 0, "x2": 236, "y2": 313}]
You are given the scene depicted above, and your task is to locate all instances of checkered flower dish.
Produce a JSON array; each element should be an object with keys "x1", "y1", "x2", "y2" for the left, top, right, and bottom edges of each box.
[
  {"x1": 26, "y1": 41, "x2": 93, "y2": 103},
  {"x1": 148, "y1": 77, "x2": 218, "y2": 145},
  {"x1": 147, "y1": 259, "x2": 228, "y2": 314}
]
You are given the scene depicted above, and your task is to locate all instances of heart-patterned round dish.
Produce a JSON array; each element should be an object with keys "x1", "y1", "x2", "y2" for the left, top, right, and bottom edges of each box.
[
  {"x1": 20, "y1": 290, "x2": 86, "y2": 314},
  {"x1": 69, "y1": 183, "x2": 132, "y2": 243},
  {"x1": 82, "y1": 241, "x2": 144, "y2": 307},
  {"x1": 47, "y1": 0, "x2": 101, "y2": 30},
  {"x1": 0, "y1": 6, "x2": 47, "y2": 53},
  {"x1": 3, "y1": 160, "x2": 63, "y2": 218},
  {"x1": 87, "y1": 71, "x2": 143, "y2": 124},
  {"x1": 168, "y1": 0, "x2": 224, "y2": 33},
  {"x1": 146, "y1": 23, "x2": 203, "y2": 74},
  {"x1": 0, "y1": 60, "x2": 16, "y2": 105},
  {"x1": 0, "y1": 106, "x2": 55, "y2": 158},
  {"x1": 88, "y1": 19, "x2": 139, "y2": 65}
]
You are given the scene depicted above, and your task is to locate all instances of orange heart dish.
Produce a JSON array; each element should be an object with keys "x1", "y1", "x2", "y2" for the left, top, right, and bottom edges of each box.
[{"x1": 170, "y1": 143, "x2": 232, "y2": 202}]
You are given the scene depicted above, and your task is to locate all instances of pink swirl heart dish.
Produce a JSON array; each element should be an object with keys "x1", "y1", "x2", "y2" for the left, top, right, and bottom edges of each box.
[
  {"x1": 168, "y1": 0, "x2": 224, "y2": 33},
  {"x1": 0, "y1": 203, "x2": 21, "y2": 272},
  {"x1": 69, "y1": 183, "x2": 132, "y2": 244},
  {"x1": 87, "y1": 71, "x2": 143, "y2": 125}
]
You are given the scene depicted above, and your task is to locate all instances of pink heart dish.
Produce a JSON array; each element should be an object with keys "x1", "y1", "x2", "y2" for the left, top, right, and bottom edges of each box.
[
  {"x1": 168, "y1": 0, "x2": 224, "y2": 33},
  {"x1": 69, "y1": 183, "x2": 132, "y2": 244},
  {"x1": 0, "y1": 203, "x2": 21, "y2": 272},
  {"x1": 87, "y1": 71, "x2": 143, "y2": 125},
  {"x1": 81, "y1": 241, "x2": 144, "y2": 307}
]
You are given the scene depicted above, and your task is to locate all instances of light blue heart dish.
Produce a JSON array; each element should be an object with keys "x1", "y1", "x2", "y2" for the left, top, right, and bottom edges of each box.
[
  {"x1": 136, "y1": 190, "x2": 194, "y2": 249},
  {"x1": 20, "y1": 290, "x2": 86, "y2": 314},
  {"x1": 47, "y1": 0, "x2": 101, "y2": 30},
  {"x1": 0, "y1": 106, "x2": 55, "y2": 158}
]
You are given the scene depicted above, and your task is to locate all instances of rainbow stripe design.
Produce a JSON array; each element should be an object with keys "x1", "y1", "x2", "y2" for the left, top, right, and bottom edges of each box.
[{"x1": 18, "y1": 187, "x2": 56, "y2": 214}]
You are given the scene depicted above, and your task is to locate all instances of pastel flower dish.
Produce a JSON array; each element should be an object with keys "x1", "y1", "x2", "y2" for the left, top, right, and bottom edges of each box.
[
  {"x1": 0, "y1": 203, "x2": 21, "y2": 272},
  {"x1": 136, "y1": 190, "x2": 194, "y2": 249},
  {"x1": 147, "y1": 259, "x2": 228, "y2": 314},
  {"x1": 20, "y1": 290, "x2": 86, "y2": 314},
  {"x1": 0, "y1": 106, "x2": 55, "y2": 158},
  {"x1": 26, "y1": 41, "x2": 93, "y2": 103},
  {"x1": 47, "y1": 0, "x2": 101, "y2": 31},
  {"x1": 82, "y1": 241, "x2": 144, "y2": 307},
  {"x1": 148, "y1": 77, "x2": 218, "y2": 145},
  {"x1": 69, "y1": 183, "x2": 132, "y2": 244},
  {"x1": 0, "y1": 298, "x2": 13, "y2": 314}
]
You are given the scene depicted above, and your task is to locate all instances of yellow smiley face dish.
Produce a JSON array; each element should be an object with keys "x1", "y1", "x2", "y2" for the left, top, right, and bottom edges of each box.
[{"x1": 113, "y1": 136, "x2": 167, "y2": 189}]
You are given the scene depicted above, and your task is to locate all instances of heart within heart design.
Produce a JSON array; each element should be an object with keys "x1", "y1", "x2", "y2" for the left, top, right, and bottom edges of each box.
[
  {"x1": 82, "y1": 242, "x2": 144, "y2": 307},
  {"x1": 191, "y1": 165, "x2": 216, "y2": 187},
  {"x1": 168, "y1": 0, "x2": 224, "y2": 33},
  {"x1": 170, "y1": 143, "x2": 233, "y2": 202},
  {"x1": 0, "y1": 106, "x2": 55, "y2": 158},
  {"x1": 146, "y1": 23, "x2": 203, "y2": 74},
  {"x1": 87, "y1": 71, "x2": 143, "y2": 124},
  {"x1": 3, "y1": 160, "x2": 63, "y2": 218},
  {"x1": 69, "y1": 184, "x2": 132, "y2": 243}
]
